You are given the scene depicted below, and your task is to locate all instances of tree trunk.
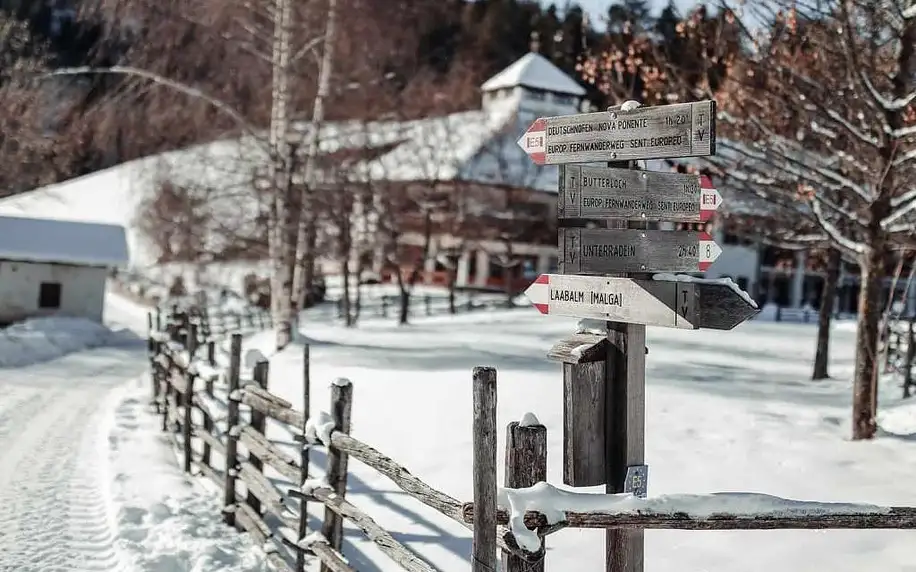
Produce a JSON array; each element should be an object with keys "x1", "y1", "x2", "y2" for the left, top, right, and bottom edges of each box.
[
  {"x1": 341, "y1": 257, "x2": 352, "y2": 327},
  {"x1": 903, "y1": 317, "x2": 915, "y2": 399},
  {"x1": 448, "y1": 266, "x2": 457, "y2": 314},
  {"x1": 812, "y1": 249, "x2": 841, "y2": 380},
  {"x1": 852, "y1": 246, "x2": 886, "y2": 440},
  {"x1": 292, "y1": 0, "x2": 339, "y2": 310},
  {"x1": 396, "y1": 269, "x2": 410, "y2": 325}
]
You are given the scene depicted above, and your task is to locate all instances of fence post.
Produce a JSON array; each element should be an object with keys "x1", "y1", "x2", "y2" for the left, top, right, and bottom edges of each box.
[
  {"x1": 425, "y1": 295, "x2": 431, "y2": 316},
  {"x1": 247, "y1": 360, "x2": 270, "y2": 515},
  {"x1": 904, "y1": 318, "x2": 915, "y2": 398},
  {"x1": 183, "y1": 323, "x2": 198, "y2": 474},
  {"x1": 502, "y1": 417, "x2": 548, "y2": 572},
  {"x1": 297, "y1": 343, "x2": 312, "y2": 572},
  {"x1": 201, "y1": 340, "x2": 216, "y2": 468},
  {"x1": 223, "y1": 334, "x2": 243, "y2": 527},
  {"x1": 381, "y1": 296, "x2": 388, "y2": 318},
  {"x1": 321, "y1": 378, "x2": 353, "y2": 564},
  {"x1": 472, "y1": 366, "x2": 498, "y2": 572}
]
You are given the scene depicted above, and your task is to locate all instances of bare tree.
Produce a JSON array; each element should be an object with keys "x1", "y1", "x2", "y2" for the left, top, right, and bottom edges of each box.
[{"x1": 705, "y1": 1, "x2": 916, "y2": 439}]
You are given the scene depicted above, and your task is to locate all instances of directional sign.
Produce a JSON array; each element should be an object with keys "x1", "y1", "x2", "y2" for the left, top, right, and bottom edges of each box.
[
  {"x1": 559, "y1": 228, "x2": 722, "y2": 274},
  {"x1": 518, "y1": 100, "x2": 716, "y2": 165},
  {"x1": 523, "y1": 273, "x2": 759, "y2": 330},
  {"x1": 559, "y1": 166, "x2": 722, "y2": 222}
]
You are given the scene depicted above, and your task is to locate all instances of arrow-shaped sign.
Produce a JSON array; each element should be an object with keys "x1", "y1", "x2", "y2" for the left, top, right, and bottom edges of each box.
[
  {"x1": 559, "y1": 228, "x2": 722, "y2": 274},
  {"x1": 559, "y1": 166, "x2": 723, "y2": 222},
  {"x1": 523, "y1": 273, "x2": 759, "y2": 330},
  {"x1": 517, "y1": 100, "x2": 716, "y2": 165}
]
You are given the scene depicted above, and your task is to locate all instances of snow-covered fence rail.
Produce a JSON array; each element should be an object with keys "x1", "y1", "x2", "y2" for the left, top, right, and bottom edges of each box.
[{"x1": 460, "y1": 371, "x2": 916, "y2": 572}]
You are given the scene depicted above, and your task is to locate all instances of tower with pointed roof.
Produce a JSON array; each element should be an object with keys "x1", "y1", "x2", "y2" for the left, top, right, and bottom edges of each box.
[{"x1": 479, "y1": 39, "x2": 585, "y2": 116}]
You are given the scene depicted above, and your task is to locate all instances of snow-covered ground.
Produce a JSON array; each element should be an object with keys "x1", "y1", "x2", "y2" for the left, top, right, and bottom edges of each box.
[
  {"x1": 2, "y1": 288, "x2": 915, "y2": 572},
  {"x1": 196, "y1": 308, "x2": 916, "y2": 572},
  {"x1": 0, "y1": 290, "x2": 268, "y2": 572}
]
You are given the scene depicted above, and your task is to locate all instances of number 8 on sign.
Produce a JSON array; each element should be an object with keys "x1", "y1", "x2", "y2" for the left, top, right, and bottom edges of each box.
[{"x1": 698, "y1": 233, "x2": 722, "y2": 271}]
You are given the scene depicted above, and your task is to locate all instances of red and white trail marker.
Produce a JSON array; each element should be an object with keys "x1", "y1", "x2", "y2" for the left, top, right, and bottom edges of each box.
[
  {"x1": 559, "y1": 228, "x2": 722, "y2": 275},
  {"x1": 517, "y1": 118, "x2": 546, "y2": 165},
  {"x1": 699, "y1": 175, "x2": 723, "y2": 222}
]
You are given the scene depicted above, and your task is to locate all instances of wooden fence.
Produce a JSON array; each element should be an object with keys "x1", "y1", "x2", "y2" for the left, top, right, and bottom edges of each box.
[
  {"x1": 147, "y1": 309, "x2": 536, "y2": 572},
  {"x1": 149, "y1": 306, "x2": 916, "y2": 572},
  {"x1": 329, "y1": 292, "x2": 512, "y2": 322}
]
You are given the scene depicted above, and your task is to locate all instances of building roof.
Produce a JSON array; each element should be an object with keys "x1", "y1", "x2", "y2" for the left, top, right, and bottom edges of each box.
[
  {"x1": 0, "y1": 214, "x2": 129, "y2": 268},
  {"x1": 481, "y1": 52, "x2": 586, "y2": 96}
]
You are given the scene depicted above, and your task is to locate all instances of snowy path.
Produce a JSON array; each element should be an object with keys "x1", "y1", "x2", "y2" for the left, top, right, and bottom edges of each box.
[{"x1": 0, "y1": 345, "x2": 146, "y2": 572}]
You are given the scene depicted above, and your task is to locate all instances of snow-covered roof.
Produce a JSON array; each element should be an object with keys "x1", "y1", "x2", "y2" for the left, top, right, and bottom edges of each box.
[
  {"x1": 481, "y1": 52, "x2": 586, "y2": 96},
  {"x1": 0, "y1": 214, "x2": 129, "y2": 268}
]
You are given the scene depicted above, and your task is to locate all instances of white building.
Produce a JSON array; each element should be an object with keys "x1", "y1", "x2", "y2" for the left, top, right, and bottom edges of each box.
[
  {"x1": 0, "y1": 50, "x2": 761, "y2": 298},
  {"x1": 0, "y1": 215, "x2": 129, "y2": 325}
]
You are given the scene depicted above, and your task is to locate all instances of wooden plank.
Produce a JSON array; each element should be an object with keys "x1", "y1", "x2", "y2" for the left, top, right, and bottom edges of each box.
[
  {"x1": 518, "y1": 100, "x2": 716, "y2": 165},
  {"x1": 182, "y1": 324, "x2": 198, "y2": 474},
  {"x1": 223, "y1": 334, "x2": 243, "y2": 527},
  {"x1": 238, "y1": 425, "x2": 300, "y2": 483},
  {"x1": 502, "y1": 420, "x2": 547, "y2": 572},
  {"x1": 247, "y1": 361, "x2": 270, "y2": 515},
  {"x1": 193, "y1": 427, "x2": 227, "y2": 458},
  {"x1": 525, "y1": 275, "x2": 759, "y2": 330},
  {"x1": 234, "y1": 503, "x2": 295, "y2": 572},
  {"x1": 239, "y1": 391, "x2": 305, "y2": 427},
  {"x1": 472, "y1": 366, "x2": 498, "y2": 572},
  {"x1": 322, "y1": 380, "x2": 353, "y2": 560},
  {"x1": 461, "y1": 504, "x2": 916, "y2": 531},
  {"x1": 559, "y1": 166, "x2": 721, "y2": 222},
  {"x1": 605, "y1": 322, "x2": 646, "y2": 572},
  {"x1": 559, "y1": 228, "x2": 720, "y2": 274},
  {"x1": 294, "y1": 487, "x2": 440, "y2": 572},
  {"x1": 548, "y1": 334, "x2": 607, "y2": 364},
  {"x1": 562, "y1": 362, "x2": 605, "y2": 485},
  {"x1": 297, "y1": 343, "x2": 312, "y2": 572},
  {"x1": 237, "y1": 461, "x2": 298, "y2": 530}
]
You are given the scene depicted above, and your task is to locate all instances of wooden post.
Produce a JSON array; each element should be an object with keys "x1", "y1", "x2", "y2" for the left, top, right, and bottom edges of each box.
[
  {"x1": 296, "y1": 343, "x2": 312, "y2": 572},
  {"x1": 206, "y1": 341, "x2": 216, "y2": 394},
  {"x1": 904, "y1": 317, "x2": 915, "y2": 398},
  {"x1": 321, "y1": 378, "x2": 353, "y2": 565},
  {"x1": 602, "y1": 154, "x2": 646, "y2": 572},
  {"x1": 472, "y1": 366, "x2": 498, "y2": 572},
  {"x1": 223, "y1": 334, "x2": 243, "y2": 526},
  {"x1": 381, "y1": 296, "x2": 388, "y2": 317},
  {"x1": 502, "y1": 418, "x2": 547, "y2": 572},
  {"x1": 201, "y1": 340, "x2": 216, "y2": 468},
  {"x1": 425, "y1": 295, "x2": 431, "y2": 316},
  {"x1": 247, "y1": 360, "x2": 269, "y2": 514},
  {"x1": 183, "y1": 323, "x2": 198, "y2": 473},
  {"x1": 155, "y1": 306, "x2": 162, "y2": 331}
]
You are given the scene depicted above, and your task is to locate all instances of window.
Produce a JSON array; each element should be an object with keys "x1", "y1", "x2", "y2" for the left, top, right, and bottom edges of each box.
[{"x1": 38, "y1": 282, "x2": 62, "y2": 309}]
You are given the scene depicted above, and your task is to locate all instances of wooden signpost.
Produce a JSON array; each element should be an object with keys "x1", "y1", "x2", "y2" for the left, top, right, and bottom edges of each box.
[
  {"x1": 559, "y1": 228, "x2": 722, "y2": 274},
  {"x1": 517, "y1": 99, "x2": 758, "y2": 572},
  {"x1": 517, "y1": 100, "x2": 715, "y2": 165},
  {"x1": 558, "y1": 166, "x2": 722, "y2": 222},
  {"x1": 523, "y1": 274, "x2": 759, "y2": 330}
]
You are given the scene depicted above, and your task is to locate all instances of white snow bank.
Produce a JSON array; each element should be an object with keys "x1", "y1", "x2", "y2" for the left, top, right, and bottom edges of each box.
[
  {"x1": 500, "y1": 482, "x2": 890, "y2": 551},
  {"x1": 0, "y1": 317, "x2": 135, "y2": 368}
]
